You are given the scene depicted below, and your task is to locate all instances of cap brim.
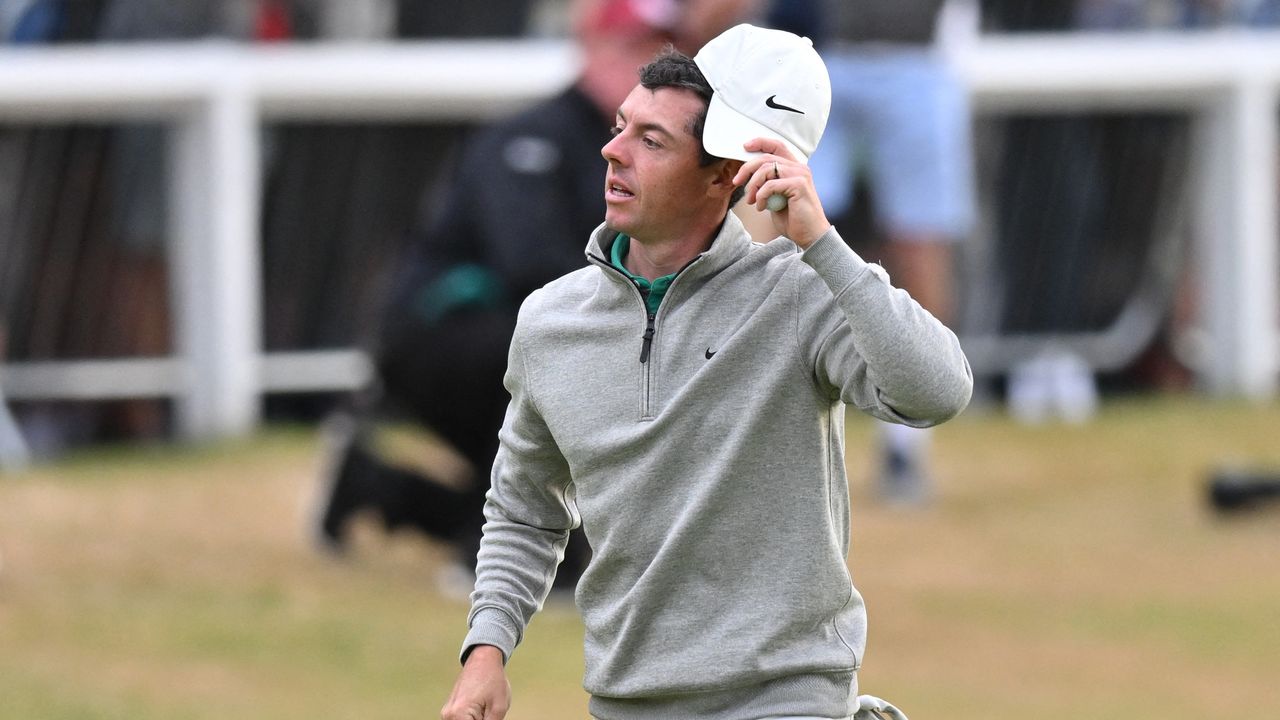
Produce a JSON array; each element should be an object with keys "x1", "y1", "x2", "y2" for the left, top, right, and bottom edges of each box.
[{"x1": 701, "y1": 92, "x2": 809, "y2": 164}]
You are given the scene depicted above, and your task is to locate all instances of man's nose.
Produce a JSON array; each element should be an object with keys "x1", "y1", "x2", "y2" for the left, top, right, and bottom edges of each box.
[{"x1": 601, "y1": 134, "x2": 625, "y2": 165}]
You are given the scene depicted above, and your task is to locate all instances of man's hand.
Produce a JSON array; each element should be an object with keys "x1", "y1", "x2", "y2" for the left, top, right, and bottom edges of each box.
[
  {"x1": 731, "y1": 137, "x2": 832, "y2": 250},
  {"x1": 441, "y1": 645, "x2": 511, "y2": 720}
]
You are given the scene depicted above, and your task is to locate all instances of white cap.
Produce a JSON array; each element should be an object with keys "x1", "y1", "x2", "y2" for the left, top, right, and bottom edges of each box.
[{"x1": 693, "y1": 23, "x2": 831, "y2": 164}]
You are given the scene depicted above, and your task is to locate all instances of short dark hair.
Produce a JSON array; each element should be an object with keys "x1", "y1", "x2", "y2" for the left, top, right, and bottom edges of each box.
[{"x1": 638, "y1": 47, "x2": 746, "y2": 208}]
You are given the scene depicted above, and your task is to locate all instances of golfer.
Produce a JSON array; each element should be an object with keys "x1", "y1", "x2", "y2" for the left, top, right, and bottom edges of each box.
[{"x1": 442, "y1": 24, "x2": 972, "y2": 720}]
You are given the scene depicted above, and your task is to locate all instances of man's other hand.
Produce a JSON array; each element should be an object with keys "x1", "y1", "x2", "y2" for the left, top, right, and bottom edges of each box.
[{"x1": 441, "y1": 645, "x2": 511, "y2": 720}]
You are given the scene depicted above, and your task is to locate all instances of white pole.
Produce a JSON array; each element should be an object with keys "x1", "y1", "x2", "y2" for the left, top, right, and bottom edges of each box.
[
  {"x1": 1194, "y1": 79, "x2": 1280, "y2": 398},
  {"x1": 168, "y1": 68, "x2": 262, "y2": 439}
]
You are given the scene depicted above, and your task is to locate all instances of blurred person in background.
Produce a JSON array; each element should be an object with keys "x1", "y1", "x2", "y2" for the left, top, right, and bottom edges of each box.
[
  {"x1": 768, "y1": 0, "x2": 977, "y2": 505},
  {"x1": 257, "y1": 0, "x2": 536, "y2": 402},
  {"x1": 311, "y1": 0, "x2": 759, "y2": 595},
  {"x1": 674, "y1": 0, "x2": 762, "y2": 47}
]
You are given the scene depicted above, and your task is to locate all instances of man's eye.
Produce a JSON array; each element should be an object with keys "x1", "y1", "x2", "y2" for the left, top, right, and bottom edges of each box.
[
  {"x1": 643, "y1": 136, "x2": 660, "y2": 149},
  {"x1": 610, "y1": 126, "x2": 622, "y2": 137}
]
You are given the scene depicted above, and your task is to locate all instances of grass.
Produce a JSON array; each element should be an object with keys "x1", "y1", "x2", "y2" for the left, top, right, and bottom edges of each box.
[{"x1": 1, "y1": 395, "x2": 1279, "y2": 719}]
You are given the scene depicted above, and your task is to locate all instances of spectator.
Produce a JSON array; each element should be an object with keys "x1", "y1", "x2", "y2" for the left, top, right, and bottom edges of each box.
[
  {"x1": 312, "y1": 0, "x2": 684, "y2": 594},
  {"x1": 676, "y1": 0, "x2": 764, "y2": 47},
  {"x1": 257, "y1": 1, "x2": 522, "y2": 382},
  {"x1": 799, "y1": 0, "x2": 977, "y2": 504}
]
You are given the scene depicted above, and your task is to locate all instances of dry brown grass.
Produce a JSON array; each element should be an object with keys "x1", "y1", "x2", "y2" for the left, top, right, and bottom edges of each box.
[{"x1": 1, "y1": 395, "x2": 1278, "y2": 719}]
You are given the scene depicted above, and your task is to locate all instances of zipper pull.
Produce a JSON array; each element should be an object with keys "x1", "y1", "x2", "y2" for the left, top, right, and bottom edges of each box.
[{"x1": 639, "y1": 314, "x2": 656, "y2": 363}]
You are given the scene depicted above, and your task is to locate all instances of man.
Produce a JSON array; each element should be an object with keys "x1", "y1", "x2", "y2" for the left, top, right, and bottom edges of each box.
[{"x1": 442, "y1": 24, "x2": 971, "y2": 720}]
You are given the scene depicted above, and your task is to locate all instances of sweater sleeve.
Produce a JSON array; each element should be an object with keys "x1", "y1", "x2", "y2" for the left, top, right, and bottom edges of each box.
[
  {"x1": 798, "y1": 227, "x2": 973, "y2": 426},
  {"x1": 461, "y1": 313, "x2": 578, "y2": 663}
]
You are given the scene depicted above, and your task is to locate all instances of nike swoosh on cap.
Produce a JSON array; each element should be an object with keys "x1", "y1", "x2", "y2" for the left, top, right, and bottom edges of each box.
[
  {"x1": 765, "y1": 95, "x2": 804, "y2": 114},
  {"x1": 705, "y1": 347, "x2": 717, "y2": 359}
]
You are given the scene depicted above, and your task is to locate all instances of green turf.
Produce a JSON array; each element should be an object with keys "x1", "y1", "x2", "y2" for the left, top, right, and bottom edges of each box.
[{"x1": 1, "y1": 395, "x2": 1278, "y2": 719}]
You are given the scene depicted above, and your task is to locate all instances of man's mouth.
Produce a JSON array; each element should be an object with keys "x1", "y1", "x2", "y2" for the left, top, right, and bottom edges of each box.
[{"x1": 607, "y1": 181, "x2": 634, "y2": 199}]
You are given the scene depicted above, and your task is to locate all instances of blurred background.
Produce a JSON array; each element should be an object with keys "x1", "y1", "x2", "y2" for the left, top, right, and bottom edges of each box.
[
  {"x1": 1, "y1": 0, "x2": 1277, "y2": 454},
  {"x1": 0, "y1": 0, "x2": 1277, "y2": 452},
  {"x1": 1, "y1": 1, "x2": 1279, "y2": 719}
]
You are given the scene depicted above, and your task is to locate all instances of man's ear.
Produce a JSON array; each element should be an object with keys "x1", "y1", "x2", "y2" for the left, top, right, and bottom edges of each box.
[{"x1": 708, "y1": 159, "x2": 743, "y2": 199}]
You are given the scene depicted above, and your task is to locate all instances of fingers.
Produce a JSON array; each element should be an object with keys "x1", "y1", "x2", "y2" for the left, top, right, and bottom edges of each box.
[
  {"x1": 728, "y1": 137, "x2": 809, "y2": 208},
  {"x1": 731, "y1": 153, "x2": 810, "y2": 211},
  {"x1": 442, "y1": 701, "x2": 506, "y2": 720},
  {"x1": 727, "y1": 138, "x2": 831, "y2": 248},
  {"x1": 441, "y1": 653, "x2": 511, "y2": 720},
  {"x1": 742, "y1": 136, "x2": 797, "y2": 161}
]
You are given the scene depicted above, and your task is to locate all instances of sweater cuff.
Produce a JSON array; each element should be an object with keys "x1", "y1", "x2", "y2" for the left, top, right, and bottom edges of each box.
[
  {"x1": 799, "y1": 226, "x2": 871, "y2": 296},
  {"x1": 460, "y1": 607, "x2": 521, "y2": 665}
]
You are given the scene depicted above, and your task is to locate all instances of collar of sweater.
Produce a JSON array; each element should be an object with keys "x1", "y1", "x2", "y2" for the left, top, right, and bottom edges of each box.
[{"x1": 584, "y1": 211, "x2": 761, "y2": 286}]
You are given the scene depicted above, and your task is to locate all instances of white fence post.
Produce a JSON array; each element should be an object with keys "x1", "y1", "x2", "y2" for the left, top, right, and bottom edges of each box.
[
  {"x1": 167, "y1": 63, "x2": 262, "y2": 439},
  {"x1": 1194, "y1": 80, "x2": 1280, "y2": 399}
]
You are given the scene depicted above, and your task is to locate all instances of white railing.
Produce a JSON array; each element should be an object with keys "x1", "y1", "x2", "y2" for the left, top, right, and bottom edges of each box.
[
  {"x1": 0, "y1": 32, "x2": 1277, "y2": 439},
  {"x1": 954, "y1": 31, "x2": 1279, "y2": 399}
]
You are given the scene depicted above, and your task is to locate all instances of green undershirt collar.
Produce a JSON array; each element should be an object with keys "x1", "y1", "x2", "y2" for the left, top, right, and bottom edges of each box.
[{"x1": 610, "y1": 234, "x2": 676, "y2": 316}]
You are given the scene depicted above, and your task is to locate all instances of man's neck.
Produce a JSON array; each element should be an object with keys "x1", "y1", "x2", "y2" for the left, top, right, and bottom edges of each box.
[{"x1": 624, "y1": 224, "x2": 721, "y2": 280}]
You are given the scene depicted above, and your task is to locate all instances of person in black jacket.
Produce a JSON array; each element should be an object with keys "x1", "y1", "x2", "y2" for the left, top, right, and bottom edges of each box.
[{"x1": 312, "y1": 0, "x2": 682, "y2": 594}]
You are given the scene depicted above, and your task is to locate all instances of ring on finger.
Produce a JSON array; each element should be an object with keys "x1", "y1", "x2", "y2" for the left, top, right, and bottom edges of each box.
[{"x1": 772, "y1": 161, "x2": 780, "y2": 180}]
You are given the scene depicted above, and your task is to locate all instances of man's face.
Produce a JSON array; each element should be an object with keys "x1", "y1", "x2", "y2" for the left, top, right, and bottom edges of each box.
[{"x1": 601, "y1": 84, "x2": 720, "y2": 242}]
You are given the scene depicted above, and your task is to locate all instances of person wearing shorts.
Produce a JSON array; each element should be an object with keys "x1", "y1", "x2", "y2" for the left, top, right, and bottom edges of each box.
[{"x1": 806, "y1": 0, "x2": 976, "y2": 505}]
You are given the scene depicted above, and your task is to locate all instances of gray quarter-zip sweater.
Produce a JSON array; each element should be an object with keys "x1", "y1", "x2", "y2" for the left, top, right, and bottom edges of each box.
[{"x1": 462, "y1": 213, "x2": 972, "y2": 720}]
